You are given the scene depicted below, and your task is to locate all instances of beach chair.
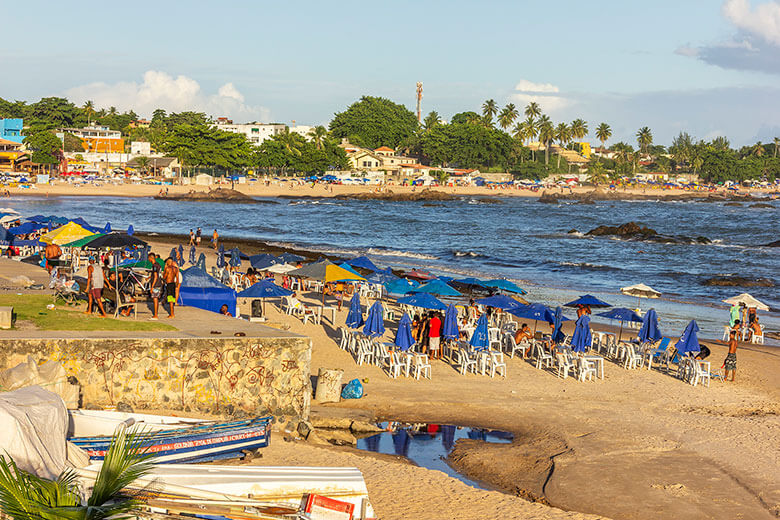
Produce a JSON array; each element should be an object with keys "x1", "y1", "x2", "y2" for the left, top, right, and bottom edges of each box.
[
  {"x1": 751, "y1": 332, "x2": 764, "y2": 344},
  {"x1": 555, "y1": 353, "x2": 574, "y2": 379},
  {"x1": 623, "y1": 344, "x2": 643, "y2": 369},
  {"x1": 411, "y1": 354, "x2": 431, "y2": 380},
  {"x1": 504, "y1": 335, "x2": 525, "y2": 359},
  {"x1": 488, "y1": 351, "x2": 506, "y2": 378},
  {"x1": 375, "y1": 342, "x2": 392, "y2": 368},
  {"x1": 577, "y1": 357, "x2": 597, "y2": 382},
  {"x1": 387, "y1": 352, "x2": 405, "y2": 378},
  {"x1": 338, "y1": 327, "x2": 350, "y2": 350},
  {"x1": 453, "y1": 348, "x2": 478, "y2": 375},
  {"x1": 355, "y1": 337, "x2": 373, "y2": 366},
  {"x1": 534, "y1": 343, "x2": 553, "y2": 370},
  {"x1": 691, "y1": 360, "x2": 712, "y2": 388},
  {"x1": 721, "y1": 326, "x2": 731, "y2": 341},
  {"x1": 644, "y1": 337, "x2": 671, "y2": 370}
]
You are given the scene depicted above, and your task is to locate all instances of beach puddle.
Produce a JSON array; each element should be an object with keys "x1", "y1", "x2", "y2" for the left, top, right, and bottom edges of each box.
[{"x1": 355, "y1": 422, "x2": 513, "y2": 489}]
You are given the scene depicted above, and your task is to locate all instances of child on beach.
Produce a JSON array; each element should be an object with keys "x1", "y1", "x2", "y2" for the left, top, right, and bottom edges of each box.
[{"x1": 724, "y1": 330, "x2": 738, "y2": 382}]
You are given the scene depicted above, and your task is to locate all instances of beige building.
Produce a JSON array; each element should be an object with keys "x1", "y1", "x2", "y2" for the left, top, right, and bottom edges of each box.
[{"x1": 338, "y1": 140, "x2": 418, "y2": 173}]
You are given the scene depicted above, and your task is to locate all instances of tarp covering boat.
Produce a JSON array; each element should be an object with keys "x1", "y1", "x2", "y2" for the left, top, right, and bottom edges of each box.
[
  {"x1": 179, "y1": 266, "x2": 237, "y2": 315},
  {"x1": 0, "y1": 386, "x2": 68, "y2": 479}
]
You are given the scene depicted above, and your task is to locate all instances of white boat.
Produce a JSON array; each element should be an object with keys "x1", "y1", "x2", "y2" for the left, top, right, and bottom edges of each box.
[
  {"x1": 77, "y1": 463, "x2": 377, "y2": 519},
  {"x1": 68, "y1": 409, "x2": 206, "y2": 437}
]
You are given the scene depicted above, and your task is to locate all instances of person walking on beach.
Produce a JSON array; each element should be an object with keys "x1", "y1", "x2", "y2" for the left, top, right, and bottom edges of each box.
[
  {"x1": 428, "y1": 312, "x2": 442, "y2": 360},
  {"x1": 189, "y1": 229, "x2": 195, "y2": 246},
  {"x1": 163, "y1": 257, "x2": 180, "y2": 318},
  {"x1": 212, "y1": 229, "x2": 219, "y2": 250},
  {"x1": 148, "y1": 252, "x2": 163, "y2": 320},
  {"x1": 196, "y1": 227, "x2": 202, "y2": 246},
  {"x1": 85, "y1": 257, "x2": 107, "y2": 317},
  {"x1": 724, "y1": 330, "x2": 738, "y2": 382}
]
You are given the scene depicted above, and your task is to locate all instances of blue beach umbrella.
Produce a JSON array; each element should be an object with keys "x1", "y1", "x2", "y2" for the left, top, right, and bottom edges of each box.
[
  {"x1": 188, "y1": 246, "x2": 196, "y2": 265},
  {"x1": 237, "y1": 279, "x2": 292, "y2": 298},
  {"x1": 413, "y1": 279, "x2": 461, "y2": 297},
  {"x1": 103, "y1": 222, "x2": 111, "y2": 233},
  {"x1": 278, "y1": 252, "x2": 305, "y2": 263},
  {"x1": 396, "y1": 292, "x2": 447, "y2": 311},
  {"x1": 596, "y1": 307, "x2": 642, "y2": 341},
  {"x1": 469, "y1": 314, "x2": 489, "y2": 350},
  {"x1": 230, "y1": 247, "x2": 242, "y2": 267},
  {"x1": 551, "y1": 306, "x2": 566, "y2": 345},
  {"x1": 169, "y1": 247, "x2": 177, "y2": 262},
  {"x1": 196, "y1": 253, "x2": 206, "y2": 270},
  {"x1": 482, "y1": 279, "x2": 526, "y2": 294},
  {"x1": 454, "y1": 277, "x2": 485, "y2": 287},
  {"x1": 385, "y1": 278, "x2": 420, "y2": 295},
  {"x1": 363, "y1": 301, "x2": 385, "y2": 337},
  {"x1": 475, "y1": 294, "x2": 522, "y2": 310},
  {"x1": 249, "y1": 253, "x2": 279, "y2": 270},
  {"x1": 365, "y1": 271, "x2": 399, "y2": 285},
  {"x1": 338, "y1": 262, "x2": 363, "y2": 278},
  {"x1": 349, "y1": 256, "x2": 380, "y2": 272},
  {"x1": 216, "y1": 248, "x2": 226, "y2": 268},
  {"x1": 177, "y1": 244, "x2": 185, "y2": 266},
  {"x1": 638, "y1": 309, "x2": 663, "y2": 344},
  {"x1": 571, "y1": 314, "x2": 592, "y2": 353},
  {"x1": 127, "y1": 225, "x2": 134, "y2": 236},
  {"x1": 394, "y1": 313, "x2": 415, "y2": 351},
  {"x1": 675, "y1": 320, "x2": 700, "y2": 357},
  {"x1": 564, "y1": 294, "x2": 611, "y2": 308},
  {"x1": 442, "y1": 304, "x2": 459, "y2": 340},
  {"x1": 346, "y1": 293, "x2": 364, "y2": 329},
  {"x1": 508, "y1": 303, "x2": 557, "y2": 323}
]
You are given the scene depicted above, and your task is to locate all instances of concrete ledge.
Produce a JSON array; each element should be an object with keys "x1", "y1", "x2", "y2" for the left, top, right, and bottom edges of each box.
[
  {"x1": 0, "y1": 306, "x2": 12, "y2": 329},
  {"x1": 0, "y1": 336, "x2": 312, "y2": 418}
]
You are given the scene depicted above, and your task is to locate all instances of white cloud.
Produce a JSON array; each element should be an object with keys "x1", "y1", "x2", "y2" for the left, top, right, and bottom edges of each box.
[
  {"x1": 510, "y1": 80, "x2": 571, "y2": 113},
  {"x1": 514, "y1": 79, "x2": 560, "y2": 93},
  {"x1": 64, "y1": 70, "x2": 269, "y2": 121},
  {"x1": 723, "y1": 0, "x2": 780, "y2": 45}
]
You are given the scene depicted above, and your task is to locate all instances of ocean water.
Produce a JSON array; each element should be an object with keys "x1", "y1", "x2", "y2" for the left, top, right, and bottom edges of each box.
[{"x1": 6, "y1": 194, "x2": 778, "y2": 343}]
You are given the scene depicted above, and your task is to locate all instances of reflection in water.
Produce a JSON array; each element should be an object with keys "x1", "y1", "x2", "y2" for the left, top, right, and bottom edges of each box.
[{"x1": 356, "y1": 422, "x2": 514, "y2": 490}]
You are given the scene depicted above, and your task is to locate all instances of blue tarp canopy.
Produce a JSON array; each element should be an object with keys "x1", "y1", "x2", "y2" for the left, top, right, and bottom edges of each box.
[
  {"x1": 237, "y1": 280, "x2": 292, "y2": 299},
  {"x1": 564, "y1": 294, "x2": 611, "y2": 308},
  {"x1": 249, "y1": 253, "x2": 280, "y2": 269},
  {"x1": 8, "y1": 222, "x2": 46, "y2": 235},
  {"x1": 413, "y1": 279, "x2": 461, "y2": 297},
  {"x1": 396, "y1": 292, "x2": 447, "y2": 310},
  {"x1": 385, "y1": 278, "x2": 420, "y2": 295},
  {"x1": 179, "y1": 266, "x2": 237, "y2": 315},
  {"x1": 70, "y1": 217, "x2": 103, "y2": 233},
  {"x1": 508, "y1": 303, "x2": 565, "y2": 323},
  {"x1": 278, "y1": 252, "x2": 305, "y2": 263},
  {"x1": 348, "y1": 256, "x2": 380, "y2": 272},
  {"x1": 338, "y1": 263, "x2": 363, "y2": 278},
  {"x1": 475, "y1": 294, "x2": 522, "y2": 310},
  {"x1": 482, "y1": 279, "x2": 526, "y2": 294}
]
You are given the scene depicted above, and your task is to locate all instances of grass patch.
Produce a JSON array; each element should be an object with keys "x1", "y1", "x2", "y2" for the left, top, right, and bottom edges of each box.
[{"x1": 0, "y1": 294, "x2": 176, "y2": 332}]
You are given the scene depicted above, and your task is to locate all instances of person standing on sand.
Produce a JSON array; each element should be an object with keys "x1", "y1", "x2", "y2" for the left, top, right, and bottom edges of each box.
[
  {"x1": 212, "y1": 229, "x2": 219, "y2": 250},
  {"x1": 163, "y1": 257, "x2": 180, "y2": 318},
  {"x1": 44, "y1": 242, "x2": 61, "y2": 273},
  {"x1": 729, "y1": 303, "x2": 740, "y2": 327},
  {"x1": 189, "y1": 229, "x2": 195, "y2": 246},
  {"x1": 724, "y1": 330, "x2": 738, "y2": 382},
  {"x1": 85, "y1": 257, "x2": 107, "y2": 317},
  {"x1": 196, "y1": 227, "x2": 202, "y2": 246},
  {"x1": 428, "y1": 312, "x2": 442, "y2": 360},
  {"x1": 148, "y1": 252, "x2": 162, "y2": 320}
]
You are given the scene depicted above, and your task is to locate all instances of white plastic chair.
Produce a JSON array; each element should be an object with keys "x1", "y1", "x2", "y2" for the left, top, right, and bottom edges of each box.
[
  {"x1": 388, "y1": 352, "x2": 405, "y2": 378},
  {"x1": 577, "y1": 357, "x2": 597, "y2": 382},
  {"x1": 356, "y1": 338, "x2": 373, "y2": 366},
  {"x1": 375, "y1": 342, "x2": 392, "y2": 368},
  {"x1": 488, "y1": 351, "x2": 507, "y2": 378},
  {"x1": 623, "y1": 344, "x2": 644, "y2": 370},
  {"x1": 721, "y1": 326, "x2": 731, "y2": 341},
  {"x1": 555, "y1": 353, "x2": 574, "y2": 379},
  {"x1": 534, "y1": 343, "x2": 553, "y2": 370},
  {"x1": 504, "y1": 335, "x2": 525, "y2": 359},
  {"x1": 751, "y1": 333, "x2": 764, "y2": 344},
  {"x1": 454, "y1": 348, "x2": 478, "y2": 375},
  {"x1": 412, "y1": 354, "x2": 431, "y2": 380}
]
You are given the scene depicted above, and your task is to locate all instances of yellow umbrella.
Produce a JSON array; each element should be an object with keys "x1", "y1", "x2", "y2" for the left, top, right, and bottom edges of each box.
[{"x1": 39, "y1": 221, "x2": 95, "y2": 245}]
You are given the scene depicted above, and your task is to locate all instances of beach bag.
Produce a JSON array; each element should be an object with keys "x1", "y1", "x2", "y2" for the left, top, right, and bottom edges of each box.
[{"x1": 341, "y1": 378, "x2": 363, "y2": 400}]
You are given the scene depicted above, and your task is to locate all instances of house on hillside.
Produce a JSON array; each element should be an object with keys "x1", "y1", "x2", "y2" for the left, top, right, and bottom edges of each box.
[
  {"x1": 338, "y1": 139, "x2": 419, "y2": 174},
  {"x1": 0, "y1": 119, "x2": 24, "y2": 144},
  {"x1": 0, "y1": 138, "x2": 25, "y2": 171}
]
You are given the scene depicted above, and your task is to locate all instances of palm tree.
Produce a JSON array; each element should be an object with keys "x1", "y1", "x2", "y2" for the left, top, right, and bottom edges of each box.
[
  {"x1": 497, "y1": 104, "x2": 518, "y2": 131},
  {"x1": 482, "y1": 99, "x2": 498, "y2": 126},
  {"x1": 423, "y1": 111, "x2": 441, "y2": 131},
  {"x1": 308, "y1": 125, "x2": 328, "y2": 150},
  {"x1": 524, "y1": 116, "x2": 539, "y2": 161},
  {"x1": 636, "y1": 126, "x2": 653, "y2": 156},
  {"x1": 524, "y1": 102, "x2": 541, "y2": 122},
  {"x1": 774, "y1": 137, "x2": 779, "y2": 158},
  {"x1": 83, "y1": 100, "x2": 95, "y2": 125},
  {"x1": 570, "y1": 119, "x2": 588, "y2": 141},
  {"x1": 0, "y1": 428, "x2": 152, "y2": 520},
  {"x1": 537, "y1": 115, "x2": 554, "y2": 165},
  {"x1": 134, "y1": 155, "x2": 150, "y2": 175},
  {"x1": 595, "y1": 123, "x2": 612, "y2": 157},
  {"x1": 555, "y1": 122, "x2": 571, "y2": 169},
  {"x1": 752, "y1": 141, "x2": 765, "y2": 157},
  {"x1": 108, "y1": 106, "x2": 118, "y2": 117}
]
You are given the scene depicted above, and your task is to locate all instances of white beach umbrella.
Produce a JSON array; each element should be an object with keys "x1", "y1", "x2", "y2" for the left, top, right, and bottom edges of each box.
[
  {"x1": 722, "y1": 293, "x2": 769, "y2": 311},
  {"x1": 620, "y1": 283, "x2": 661, "y2": 308},
  {"x1": 0, "y1": 215, "x2": 20, "y2": 224},
  {"x1": 262, "y1": 263, "x2": 297, "y2": 274},
  {"x1": 0, "y1": 208, "x2": 19, "y2": 214}
]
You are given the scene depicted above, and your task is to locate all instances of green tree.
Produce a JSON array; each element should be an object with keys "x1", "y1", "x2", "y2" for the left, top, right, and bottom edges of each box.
[
  {"x1": 450, "y1": 111, "x2": 482, "y2": 125},
  {"x1": 481, "y1": 99, "x2": 497, "y2": 126},
  {"x1": 134, "y1": 155, "x2": 150, "y2": 174},
  {"x1": 774, "y1": 137, "x2": 780, "y2": 158},
  {"x1": 308, "y1": 125, "x2": 328, "y2": 150},
  {"x1": 523, "y1": 116, "x2": 539, "y2": 161},
  {"x1": 555, "y1": 122, "x2": 571, "y2": 169},
  {"x1": 423, "y1": 111, "x2": 441, "y2": 131},
  {"x1": 62, "y1": 133, "x2": 85, "y2": 153},
  {"x1": 670, "y1": 132, "x2": 693, "y2": 170},
  {"x1": 537, "y1": 115, "x2": 554, "y2": 165},
  {"x1": 83, "y1": 100, "x2": 95, "y2": 125},
  {"x1": 497, "y1": 103, "x2": 518, "y2": 131},
  {"x1": 24, "y1": 131, "x2": 62, "y2": 171},
  {"x1": 586, "y1": 160, "x2": 609, "y2": 184},
  {"x1": 329, "y1": 96, "x2": 419, "y2": 149},
  {"x1": 595, "y1": 122, "x2": 612, "y2": 157},
  {"x1": 570, "y1": 119, "x2": 588, "y2": 141},
  {"x1": 636, "y1": 126, "x2": 653, "y2": 155},
  {"x1": 524, "y1": 102, "x2": 541, "y2": 121},
  {"x1": 711, "y1": 136, "x2": 730, "y2": 152},
  {"x1": 0, "y1": 427, "x2": 153, "y2": 520}
]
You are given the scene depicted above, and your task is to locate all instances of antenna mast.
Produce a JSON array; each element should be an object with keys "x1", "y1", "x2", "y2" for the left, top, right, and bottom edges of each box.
[{"x1": 416, "y1": 82, "x2": 423, "y2": 123}]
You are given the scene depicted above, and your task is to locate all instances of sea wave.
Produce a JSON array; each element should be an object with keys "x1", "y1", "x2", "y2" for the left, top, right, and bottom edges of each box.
[
  {"x1": 366, "y1": 248, "x2": 439, "y2": 260},
  {"x1": 554, "y1": 261, "x2": 623, "y2": 272},
  {"x1": 452, "y1": 250, "x2": 485, "y2": 258}
]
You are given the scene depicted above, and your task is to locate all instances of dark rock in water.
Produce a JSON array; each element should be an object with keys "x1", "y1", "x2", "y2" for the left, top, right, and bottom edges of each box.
[
  {"x1": 154, "y1": 188, "x2": 265, "y2": 203},
  {"x1": 335, "y1": 188, "x2": 456, "y2": 202},
  {"x1": 724, "y1": 202, "x2": 742, "y2": 207},
  {"x1": 749, "y1": 202, "x2": 774, "y2": 208},
  {"x1": 702, "y1": 276, "x2": 775, "y2": 287},
  {"x1": 577, "y1": 199, "x2": 595, "y2": 204},
  {"x1": 475, "y1": 197, "x2": 504, "y2": 204},
  {"x1": 538, "y1": 191, "x2": 561, "y2": 204},
  {"x1": 763, "y1": 240, "x2": 780, "y2": 247},
  {"x1": 567, "y1": 229, "x2": 579, "y2": 234},
  {"x1": 695, "y1": 236, "x2": 712, "y2": 244},
  {"x1": 586, "y1": 222, "x2": 657, "y2": 238}
]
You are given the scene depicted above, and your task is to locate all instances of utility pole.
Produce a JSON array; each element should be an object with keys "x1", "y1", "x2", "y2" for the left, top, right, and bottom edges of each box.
[{"x1": 416, "y1": 82, "x2": 423, "y2": 123}]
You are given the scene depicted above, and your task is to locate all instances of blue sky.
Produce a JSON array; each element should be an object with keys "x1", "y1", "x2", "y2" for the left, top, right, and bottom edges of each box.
[{"x1": 3, "y1": 0, "x2": 780, "y2": 146}]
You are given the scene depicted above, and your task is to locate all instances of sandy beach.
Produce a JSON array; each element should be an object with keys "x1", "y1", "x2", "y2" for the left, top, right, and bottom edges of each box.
[
  {"x1": 133, "y1": 235, "x2": 780, "y2": 520},
  {"x1": 6, "y1": 178, "x2": 778, "y2": 201}
]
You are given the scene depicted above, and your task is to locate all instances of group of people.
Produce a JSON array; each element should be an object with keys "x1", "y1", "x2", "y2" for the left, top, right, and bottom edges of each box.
[
  {"x1": 186, "y1": 227, "x2": 220, "y2": 251},
  {"x1": 728, "y1": 303, "x2": 763, "y2": 342},
  {"x1": 411, "y1": 311, "x2": 443, "y2": 360}
]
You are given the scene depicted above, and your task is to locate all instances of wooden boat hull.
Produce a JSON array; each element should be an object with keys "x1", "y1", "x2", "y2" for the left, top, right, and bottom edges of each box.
[{"x1": 69, "y1": 416, "x2": 271, "y2": 464}]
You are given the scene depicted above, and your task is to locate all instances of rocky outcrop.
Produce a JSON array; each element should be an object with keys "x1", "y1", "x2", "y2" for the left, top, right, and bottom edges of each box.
[
  {"x1": 585, "y1": 222, "x2": 711, "y2": 244},
  {"x1": 702, "y1": 276, "x2": 775, "y2": 287},
  {"x1": 749, "y1": 202, "x2": 774, "y2": 208},
  {"x1": 538, "y1": 188, "x2": 767, "y2": 204},
  {"x1": 154, "y1": 188, "x2": 269, "y2": 203},
  {"x1": 762, "y1": 240, "x2": 780, "y2": 247},
  {"x1": 335, "y1": 188, "x2": 456, "y2": 202}
]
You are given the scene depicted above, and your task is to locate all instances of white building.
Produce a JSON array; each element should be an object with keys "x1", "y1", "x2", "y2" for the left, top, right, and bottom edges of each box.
[
  {"x1": 130, "y1": 141, "x2": 151, "y2": 155},
  {"x1": 214, "y1": 118, "x2": 287, "y2": 145}
]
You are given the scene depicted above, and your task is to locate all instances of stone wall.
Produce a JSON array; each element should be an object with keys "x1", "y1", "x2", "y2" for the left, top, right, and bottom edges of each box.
[{"x1": 0, "y1": 336, "x2": 311, "y2": 418}]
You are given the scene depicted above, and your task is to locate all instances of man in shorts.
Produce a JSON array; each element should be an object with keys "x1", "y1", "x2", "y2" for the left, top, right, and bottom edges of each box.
[
  {"x1": 196, "y1": 227, "x2": 202, "y2": 246},
  {"x1": 85, "y1": 256, "x2": 107, "y2": 317},
  {"x1": 724, "y1": 330, "x2": 738, "y2": 382},
  {"x1": 428, "y1": 311, "x2": 442, "y2": 360},
  {"x1": 44, "y1": 242, "x2": 61, "y2": 273},
  {"x1": 163, "y1": 257, "x2": 180, "y2": 318},
  {"x1": 148, "y1": 252, "x2": 163, "y2": 320}
]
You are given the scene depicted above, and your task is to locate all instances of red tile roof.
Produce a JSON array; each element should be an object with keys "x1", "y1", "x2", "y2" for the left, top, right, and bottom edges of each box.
[{"x1": 375, "y1": 146, "x2": 394, "y2": 152}]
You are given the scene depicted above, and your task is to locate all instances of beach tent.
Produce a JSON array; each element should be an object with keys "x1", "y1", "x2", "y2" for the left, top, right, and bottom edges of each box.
[
  {"x1": 179, "y1": 266, "x2": 237, "y2": 315},
  {"x1": 39, "y1": 222, "x2": 95, "y2": 245},
  {"x1": 564, "y1": 294, "x2": 611, "y2": 308},
  {"x1": 287, "y1": 260, "x2": 365, "y2": 283},
  {"x1": 721, "y1": 293, "x2": 769, "y2": 311},
  {"x1": 237, "y1": 280, "x2": 292, "y2": 316},
  {"x1": 482, "y1": 279, "x2": 526, "y2": 295},
  {"x1": 413, "y1": 279, "x2": 461, "y2": 297},
  {"x1": 348, "y1": 256, "x2": 380, "y2": 272}
]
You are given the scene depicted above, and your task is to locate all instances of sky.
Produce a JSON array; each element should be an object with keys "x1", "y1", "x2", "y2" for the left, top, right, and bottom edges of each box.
[{"x1": 3, "y1": 0, "x2": 780, "y2": 146}]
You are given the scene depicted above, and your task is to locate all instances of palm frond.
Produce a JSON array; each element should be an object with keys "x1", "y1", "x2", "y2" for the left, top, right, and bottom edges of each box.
[{"x1": 0, "y1": 455, "x2": 81, "y2": 520}]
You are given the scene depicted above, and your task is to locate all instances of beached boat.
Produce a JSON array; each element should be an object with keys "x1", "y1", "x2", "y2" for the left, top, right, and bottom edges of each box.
[
  {"x1": 68, "y1": 409, "x2": 207, "y2": 437},
  {"x1": 76, "y1": 463, "x2": 377, "y2": 520},
  {"x1": 69, "y1": 413, "x2": 271, "y2": 464}
]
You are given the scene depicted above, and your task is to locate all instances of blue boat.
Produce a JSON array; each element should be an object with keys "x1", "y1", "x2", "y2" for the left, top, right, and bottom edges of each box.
[{"x1": 69, "y1": 415, "x2": 272, "y2": 464}]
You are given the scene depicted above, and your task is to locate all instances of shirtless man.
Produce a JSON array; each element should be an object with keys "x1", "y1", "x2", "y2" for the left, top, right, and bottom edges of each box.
[
  {"x1": 163, "y1": 257, "x2": 180, "y2": 318},
  {"x1": 148, "y1": 252, "x2": 163, "y2": 320},
  {"x1": 724, "y1": 330, "x2": 738, "y2": 382},
  {"x1": 44, "y1": 242, "x2": 61, "y2": 273}
]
